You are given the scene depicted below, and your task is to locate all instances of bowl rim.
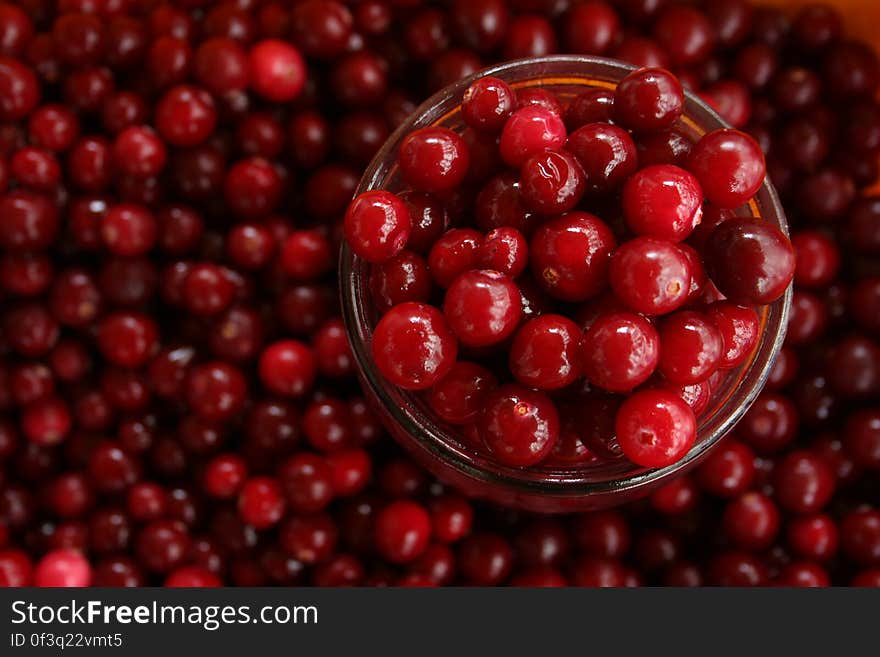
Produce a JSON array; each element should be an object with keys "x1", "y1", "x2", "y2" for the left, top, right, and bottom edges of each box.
[{"x1": 340, "y1": 54, "x2": 792, "y2": 500}]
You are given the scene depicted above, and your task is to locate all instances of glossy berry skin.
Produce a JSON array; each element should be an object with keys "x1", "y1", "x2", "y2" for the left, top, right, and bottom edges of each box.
[
  {"x1": 399, "y1": 127, "x2": 470, "y2": 193},
  {"x1": 652, "y1": 5, "x2": 716, "y2": 66},
  {"x1": 774, "y1": 451, "x2": 835, "y2": 514},
  {"x1": 610, "y1": 237, "x2": 691, "y2": 315},
  {"x1": 290, "y1": 0, "x2": 354, "y2": 59},
  {"x1": 474, "y1": 173, "x2": 535, "y2": 233},
  {"x1": 203, "y1": 455, "x2": 247, "y2": 500},
  {"x1": 113, "y1": 126, "x2": 166, "y2": 178},
  {"x1": 0, "y1": 193, "x2": 57, "y2": 253},
  {"x1": 456, "y1": 533, "x2": 515, "y2": 585},
  {"x1": 479, "y1": 227, "x2": 528, "y2": 278},
  {"x1": 369, "y1": 250, "x2": 432, "y2": 313},
  {"x1": 845, "y1": 410, "x2": 880, "y2": 470},
  {"x1": 375, "y1": 500, "x2": 431, "y2": 564},
  {"x1": 706, "y1": 302, "x2": 760, "y2": 369},
  {"x1": 28, "y1": 105, "x2": 80, "y2": 152},
  {"x1": 509, "y1": 315, "x2": 582, "y2": 390},
  {"x1": 223, "y1": 158, "x2": 282, "y2": 219},
  {"x1": 429, "y1": 495, "x2": 473, "y2": 544},
  {"x1": 426, "y1": 361, "x2": 498, "y2": 425},
  {"x1": 614, "y1": 67, "x2": 684, "y2": 132},
  {"x1": 515, "y1": 88, "x2": 564, "y2": 116},
  {"x1": 372, "y1": 302, "x2": 458, "y2": 390},
  {"x1": 706, "y1": 551, "x2": 768, "y2": 586},
  {"x1": 238, "y1": 476, "x2": 285, "y2": 530},
  {"x1": 0, "y1": 550, "x2": 32, "y2": 587},
  {"x1": 248, "y1": 40, "x2": 306, "y2": 102},
  {"x1": 461, "y1": 76, "x2": 516, "y2": 133},
  {"x1": 636, "y1": 125, "x2": 695, "y2": 169},
  {"x1": 722, "y1": 492, "x2": 780, "y2": 552},
  {"x1": 165, "y1": 566, "x2": 221, "y2": 588},
  {"x1": 567, "y1": 122, "x2": 638, "y2": 196},
  {"x1": 581, "y1": 312, "x2": 660, "y2": 393},
  {"x1": 33, "y1": 549, "x2": 90, "y2": 587},
  {"x1": 787, "y1": 514, "x2": 839, "y2": 562},
  {"x1": 344, "y1": 191, "x2": 412, "y2": 264},
  {"x1": 678, "y1": 243, "x2": 708, "y2": 302},
  {"x1": 841, "y1": 509, "x2": 880, "y2": 566},
  {"x1": 563, "y1": 2, "x2": 621, "y2": 55},
  {"x1": 427, "y1": 228, "x2": 483, "y2": 288},
  {"x1": 529, "y1": 212, "x2": 616, "y2": 302},
  {"x1": 622, "y1": 165, "x2": 703, "y2": 241},
  {"x1": 258, "y1": 340, "x2": 317, "y2": 397},
  {"x1": 791, "y1": 230, "x2": 840, "y2": 289},
  {"x1": 703, "y1": 218, "x2": 795, "y2": 305},
  {"x1": 478, "y1": 384, "x2": 559, "y2": 467},
  {"x1": 97, "y1": 312, "x2": 158, "y2": 368},
  {"x1": 739, "y1": 392, "x2": 799, "y2": 453},
  {"x1": 590, "y1": 517, "x2": 646, "y2": 565},
  {"x1": 186, "y1": 362, "x2": 247, "y2": 422},
  {"x1": 183, "y1": 264, "x2": 234, "y2": 316},
  {"x1": 565, "y1": 89, "x2": 615, "y2": 129},
  {"x1": 100, "y1": 204, "x2": 157, "y2": 257},
  {"x1": 616, "y1": 389, "x2": 697, "y2": 468},
  {"x1": 154, "y1": 85, "x2": 216, "y2": 147},
  {"x1": 0, "y1": 57, "x2": 39, "y2": 121},
  {"x1": 499, "y1": 106, "x2": 567, "y2": 168},
  {"x1": 10, "y1": 147, "x2": 60, "y2": 191},
  {"x1": 695, "y1": 439, "x2": 755, "y2": 498},
  {"x1": 657, "y1": 311, "x2": 723, "y2": 385},
  {"x1": 519, "y1": 149, "x2": 585, "y2": 215},
  {"x1": 443, "y1": 269, "x2": 522, "y2": 348},
  {"x1": 401, "y1": 192, "x2": 449, "y2": 253},
  {"x1": 688, "y1": 129, "x2": 766, "y2": 208},
  {"x1": 1, "y1": 0, "x2": 877, "y2": 588}
]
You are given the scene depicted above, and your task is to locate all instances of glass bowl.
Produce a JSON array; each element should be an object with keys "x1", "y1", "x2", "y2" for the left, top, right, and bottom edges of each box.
[{"x1": 340, "y1": 55, "x2": 792, "y2": 513}]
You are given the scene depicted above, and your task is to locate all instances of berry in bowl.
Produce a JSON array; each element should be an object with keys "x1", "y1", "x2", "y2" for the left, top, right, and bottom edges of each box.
[{"x1": 340, "y1": 56, "x2": 792, "y2": 513}]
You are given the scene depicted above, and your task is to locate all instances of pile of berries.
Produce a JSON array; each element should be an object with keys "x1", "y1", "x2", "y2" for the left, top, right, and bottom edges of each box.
[
  {"x1": 0, "y1": 0, "x2": 877, "y2": 587},
  {"x1": 345, "y1": 66, "x2": 793, "y2": 471}
]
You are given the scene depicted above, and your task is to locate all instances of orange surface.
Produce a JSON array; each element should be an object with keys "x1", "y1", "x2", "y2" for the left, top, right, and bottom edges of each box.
[{"x1": 762, "y1": 0, "x2": 880, "y2": 51}]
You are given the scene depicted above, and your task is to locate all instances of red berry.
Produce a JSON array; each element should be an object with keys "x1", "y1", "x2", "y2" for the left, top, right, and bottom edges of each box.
[
  {"x1": 610, "y1": 237, "x2": 691, "y2": 315},
  {"x1": 375, "y1": 500, "x2": 431, "y2": 564},
  {"x1": 581, "y1": 312, "x2": 660, "y2": 392},
  {"x1": 462, "y1": 76, "x2": 516, "y2": 133},
  {"x1": 258, "y1": 340, "x2": 317, "y2": 397},
  {"x1": 33, "y1": 549, "x2": 90, "y2": 587},
  {"x1": 519, "y1": 149, "x2": 585, "y2": 215},
  {"x1": 499, "y1": 105, "x2": 566, "y2": 168},
  {"x1": 443, "y1": 269, "x2": 522, "y2": 347},
  {"x1": 614, "y1": 67, "x2": 684, "y2": 132},
  {"x1": 615, "y1": 389, "x2": 696, "y2": 468},
  {"x1": 426, "y1": 361, "x2": 498, "y2": 425},
  {"x1": 478, "y1": 384, "x2": 559, "y2": 467},
  {"x1": 399, "y1": 127, "x2": 470, "y2": 193},
  {"x1": 703, "y1": 218, "x2": 795, "y2": 305},
  {"x1": 623, "y1": 164, "x2": 703, "y2": 241},
  {"x1": 248, "y1": 39, "x2": 306, "y2": 102},
  {"x1": 657, "y1": 310, "x2": 723, "y2": 385},
  {"x1": 372, "y1": 302, "x2": 458, "y2": 390},
  {"x1": 530, "y1": 212, "x2": 616, "y2": 302},
  {"x1": 688, "y1": 129, "x2": 766, "y2": 209},
  {"x1": 344, "y1": 190, "x2": 412, "y2": 264},
  {"x1": 706, "y1": 302, "x2": 761, "y2": 369},
  {"x1": 567, "y1": 122, "x2": 638, "y2": 195},
  {"x1": 509, "y1": 314, "x2": 582, "y2": 390},
  {"x1": 238, "y1": 476, "x2": 285, "y2": 529}
]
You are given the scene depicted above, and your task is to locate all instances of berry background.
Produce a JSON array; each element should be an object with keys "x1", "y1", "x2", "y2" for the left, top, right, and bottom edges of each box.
[{"x1": 0, "y1": 0, "x2": 878, "y2": 587}]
